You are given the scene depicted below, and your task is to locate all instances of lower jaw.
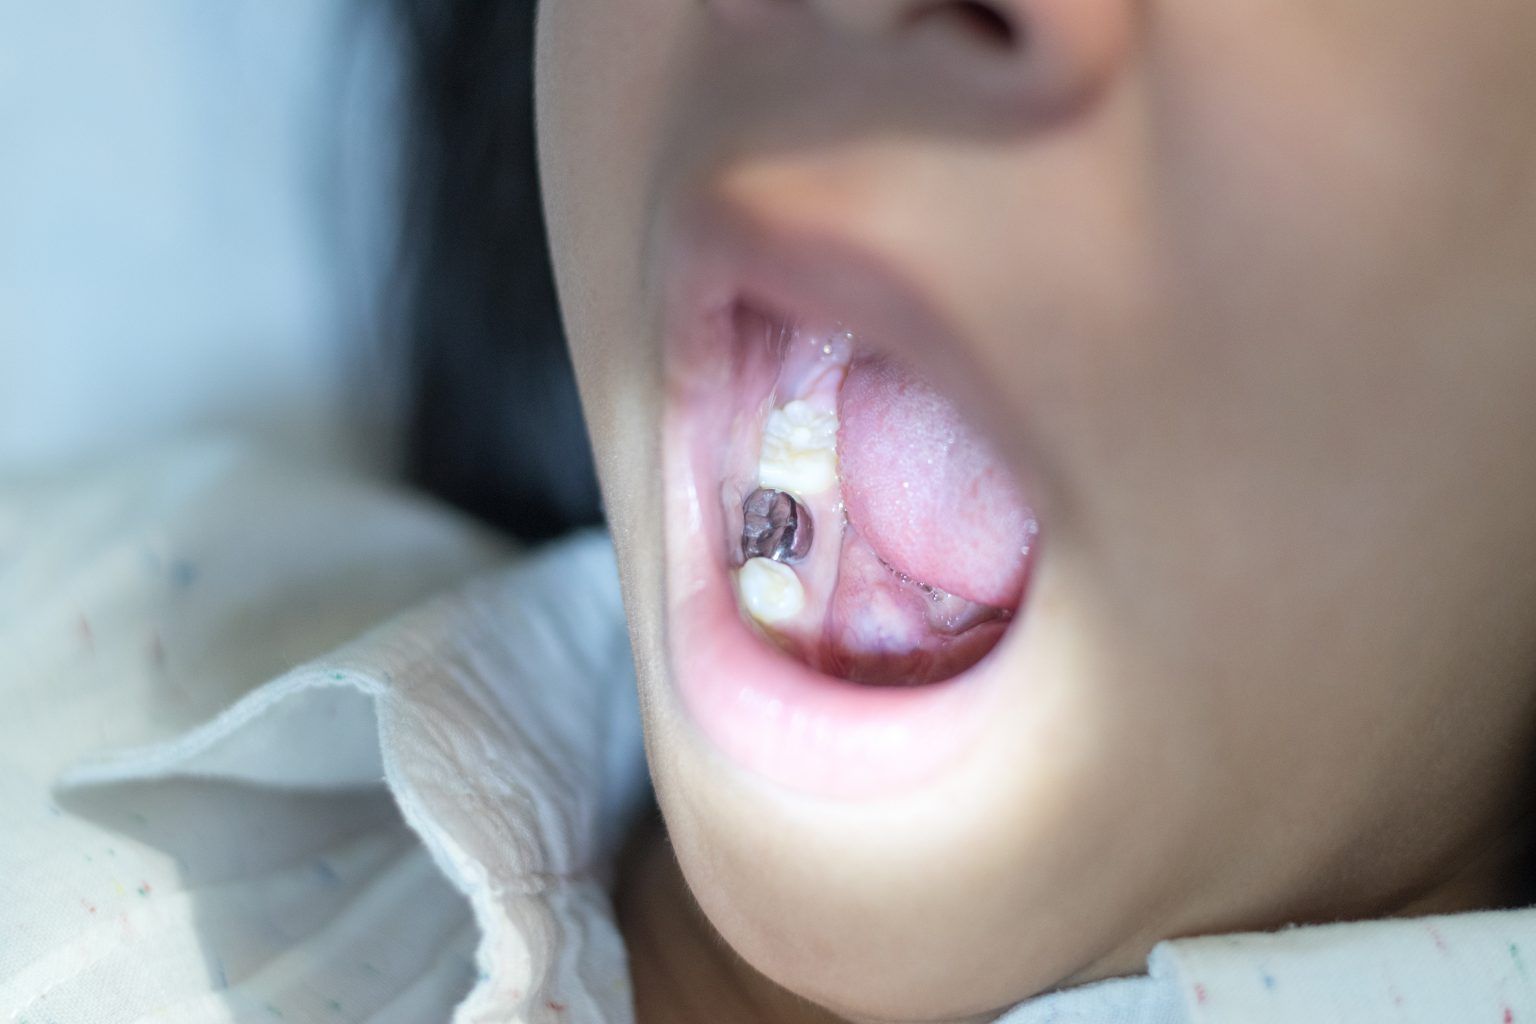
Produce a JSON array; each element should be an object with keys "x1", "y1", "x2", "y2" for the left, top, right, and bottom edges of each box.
[{"x1": 661, "y1": 303, "x2": 1029, "y2": 801}]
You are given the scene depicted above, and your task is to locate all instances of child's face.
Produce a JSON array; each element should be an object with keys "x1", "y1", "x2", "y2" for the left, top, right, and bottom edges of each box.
[{"x1": 537, "y1": 2, "x2": 1536, "y2": 1019}]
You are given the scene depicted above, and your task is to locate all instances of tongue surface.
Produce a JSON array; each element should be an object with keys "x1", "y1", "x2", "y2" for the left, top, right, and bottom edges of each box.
[{"x1": 838, "y1": 357, "x2": 1033, "y2": 608}]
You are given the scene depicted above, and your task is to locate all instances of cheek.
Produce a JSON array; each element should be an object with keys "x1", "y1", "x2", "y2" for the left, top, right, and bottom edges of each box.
[
  {"x1": 536, "y1": 0, "x2": 689, "y2": 690},
  {"x1": 535, "y1": 0, "x2": 680, "y2": 318},
  {"x1": 1018, "y1": 0, "x2": 1536, "y2": 908},
  {"x1": 1023, "y1": 0, "x2": 1536, "y2": 576},
  {"x1": 911, "y1": 0, "x2": 1536, "y2": 897},
  {"x1": 536, "y1": 0, "x2": 622, "y2": 300},
  {"x1": 535, "y1": 0, "x2": 681, "y2": 481}
]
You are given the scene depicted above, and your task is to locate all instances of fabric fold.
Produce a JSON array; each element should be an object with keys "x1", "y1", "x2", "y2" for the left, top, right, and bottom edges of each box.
[
  {"x1": 58, "y1": 535, "x2": 649, "y2": 1024},
  {"x1": 1, "y1": 440, "x2": 645, "y2": 1024}
]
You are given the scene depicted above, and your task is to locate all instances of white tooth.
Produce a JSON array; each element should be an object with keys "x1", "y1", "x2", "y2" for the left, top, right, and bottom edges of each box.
[
  {"x1": 758, "y1": 399, "x2": 839, "y2": 496},
  {"x1": 737, "y1": 556, "x2": 806, "y2": 625}
]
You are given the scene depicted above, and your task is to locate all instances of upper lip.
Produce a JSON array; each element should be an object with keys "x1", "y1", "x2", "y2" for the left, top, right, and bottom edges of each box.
[{"x1": 661, "y1": 191, "x2": 985, "y2": 410}]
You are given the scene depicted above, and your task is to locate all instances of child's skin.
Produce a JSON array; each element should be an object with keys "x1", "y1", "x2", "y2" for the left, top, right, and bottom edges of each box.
[{"x1": 536, "y1": 1, "x2": 1536, "y2": 1021}]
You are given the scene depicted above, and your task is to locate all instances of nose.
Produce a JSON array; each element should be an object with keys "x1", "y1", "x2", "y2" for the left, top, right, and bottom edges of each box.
[
  {"x1": 806, "y1": 0, "x2": 1024, "y2": 49},
  {"x1": 725, "y1": 0, "x2": 1136, "y2": 114}
]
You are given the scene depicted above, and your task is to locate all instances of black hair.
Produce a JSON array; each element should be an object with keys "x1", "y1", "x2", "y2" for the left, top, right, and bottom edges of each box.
[{"x1": 392, "y1": 0, "x2": 603, "y2": 543}]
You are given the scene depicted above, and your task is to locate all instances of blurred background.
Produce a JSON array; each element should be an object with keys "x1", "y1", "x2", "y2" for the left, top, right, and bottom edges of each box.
[{"x1": 1, "y1": 0, "x2": 601, "y2": 543}]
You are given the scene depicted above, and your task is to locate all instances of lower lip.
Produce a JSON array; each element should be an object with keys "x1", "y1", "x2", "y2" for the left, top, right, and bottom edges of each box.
[{"x1": 660, "y1": 310, "x2": 1020, "y2": 802}]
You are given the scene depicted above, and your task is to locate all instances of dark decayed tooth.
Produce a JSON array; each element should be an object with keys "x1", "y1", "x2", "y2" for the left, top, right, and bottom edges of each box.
[{"x1": 741, "y1": 487, "x2": 813, "y2": 563}]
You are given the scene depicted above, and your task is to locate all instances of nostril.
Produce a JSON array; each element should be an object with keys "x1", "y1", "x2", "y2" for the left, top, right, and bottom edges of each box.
[{"x1": 904, "y1": 0, "x2": 1023, "y2": 52}]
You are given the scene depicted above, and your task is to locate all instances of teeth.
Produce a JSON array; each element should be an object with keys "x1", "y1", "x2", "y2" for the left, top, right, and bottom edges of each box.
[
  {"x1": 741, "y1": 487, "x2": 814, "y2": 564},
  {"x1": 737, "y1": 556, "x2": 806, "y2": 625},
  {"x1": 758, "y1": 399, "x2": 839, "y2": 496}
]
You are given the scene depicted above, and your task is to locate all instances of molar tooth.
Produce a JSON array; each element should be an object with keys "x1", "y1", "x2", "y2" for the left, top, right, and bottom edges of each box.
[
  {"x1": 737, "y1": 556, "x2": 806, "y2": 625},
  {"x1": 741, "y1": 487, "x2": 814, "y2": 563},
  {"x1": 758, "y1": 399, "x2": 839, "y2": 496}
]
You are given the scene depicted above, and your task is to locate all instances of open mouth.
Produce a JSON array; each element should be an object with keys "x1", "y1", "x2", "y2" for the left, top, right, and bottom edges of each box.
[
  {"x1": 711, "y1": 303, "x2": 1036, "y2": 685},
  {"x1": 661, "y1": 224, "x2": 1038, "y2": 798}
]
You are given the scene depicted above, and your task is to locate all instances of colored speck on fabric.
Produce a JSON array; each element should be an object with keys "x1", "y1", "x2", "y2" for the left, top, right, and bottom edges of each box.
[
  {"x1": 1193, "y1": 983, "x2": 1208, "y2": 1006},
  {"x1": 313, "y1": 860, "x2": 340, "y2": 887},
  {"x1": 1261, "y1": 971, "x2": 1276, "y2": 991}
]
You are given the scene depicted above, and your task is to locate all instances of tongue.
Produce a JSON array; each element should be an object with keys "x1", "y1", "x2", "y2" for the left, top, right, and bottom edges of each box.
[{"x1": 838, "y1": 357, "x2": 1034, "y2": 609}]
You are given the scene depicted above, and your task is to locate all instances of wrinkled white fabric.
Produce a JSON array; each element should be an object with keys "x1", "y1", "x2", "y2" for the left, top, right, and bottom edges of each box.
[
  {"x1": 1149, "y1": 911, "x2": 1536, "y2": 1023},
  {"x1": 58, "y1": 537, "x2": 649, "y2": 1024},
  {"x1": 0, "y1": 440, "x2": 646, "y2": 1023},
  {"x1": 9, "y1": 440, "x2": 1536, "y2": 1024},
  {"x1": 993, "y1": 907, "x2": 1536, "y2": 1023}
]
